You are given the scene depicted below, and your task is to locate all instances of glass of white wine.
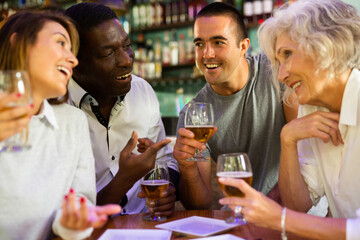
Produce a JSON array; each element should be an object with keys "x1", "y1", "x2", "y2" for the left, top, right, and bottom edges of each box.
[
  {"x1": 140, "y1": 163, "x2": 170, "y2": 222},
  {"x1": 217, "y1": 153, "x2": 253, "y2": 224},
  {"x1": 184, "y1": 102, "x2": 215, "y2": 161},
  {"x1": 0, "y1": 70, "x2": 32, "y2": 152}
]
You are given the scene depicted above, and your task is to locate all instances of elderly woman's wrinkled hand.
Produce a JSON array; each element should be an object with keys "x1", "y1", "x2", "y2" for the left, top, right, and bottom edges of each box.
[
  {"x1": 218, "y1": 177, "x2": 283, "y2": 230},
  {"x1": 281, "y1": 110, "x2": 343, "y2": 147}
]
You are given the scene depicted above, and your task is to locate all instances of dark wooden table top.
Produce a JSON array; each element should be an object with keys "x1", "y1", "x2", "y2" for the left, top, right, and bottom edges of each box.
[{"x1": 88, "y1": 210, "x2": 308, "y2": 240}]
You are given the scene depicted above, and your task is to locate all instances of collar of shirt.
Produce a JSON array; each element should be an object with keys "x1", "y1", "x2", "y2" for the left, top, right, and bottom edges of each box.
[
  {"x1": 339, "y1": 68, "x2": 360, "y2": 126},
  {"x1": 33, "y1": 100, "x2": 59, "y2": 129},
  {"x1": 67, "y1": 78, "x2": 124, "y2": 109}
]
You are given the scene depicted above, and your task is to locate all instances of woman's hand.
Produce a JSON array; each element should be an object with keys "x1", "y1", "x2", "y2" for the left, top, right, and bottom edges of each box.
[
  {"x1": 281, "y1": 111, "x2": 343, "y2": 147},
  {"x1": 0, "y1": 93, "x2": 32, "y2": 141},
  {"x1": 60, "y1": 189, "x2": 121, "y2": 230},
  {"x1": 218, "y1": 178, "x2": 283, "y2": 230}
]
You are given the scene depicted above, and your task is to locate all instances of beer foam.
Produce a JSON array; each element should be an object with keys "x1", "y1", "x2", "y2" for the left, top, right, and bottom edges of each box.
[
  {"x1": 216, "y1": 171, "x2": 253, "y2": 178},
  {"x1": 185, "y1": 125, "x2": 215, "y2": 128},
  {"x1": 141, "y1": 179, "x2": 170, "y2": 186}
]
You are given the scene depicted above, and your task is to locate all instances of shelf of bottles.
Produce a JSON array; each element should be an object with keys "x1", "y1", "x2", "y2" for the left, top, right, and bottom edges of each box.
[
  {"x1": 0, "y1": 0, "x2": 42, "y2": 21},
  {"x1": 128, "y1": 0, "x2": 292, "y2": 83}
]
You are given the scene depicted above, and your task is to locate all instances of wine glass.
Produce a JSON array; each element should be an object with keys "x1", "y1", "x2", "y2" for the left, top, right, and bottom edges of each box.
[
  {"x1": 0, "y1": 70, "x2": 32, "y2": 152},
  {"x1": 184, "y1": 102, "x2": 215, "y2": 161},
  {"x1": 140, "y1": 163, "x2": 170, "y2": 222},
  {"x1": 216, "y1": 153, "x2": 253, "y2": 224}
]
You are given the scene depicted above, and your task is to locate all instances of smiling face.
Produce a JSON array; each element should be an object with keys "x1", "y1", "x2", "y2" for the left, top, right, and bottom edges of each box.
[
  {"x1": 75, "y1": 18, "x2": 134, "y2": 100},
  {"x1": 194, "y1": 16, "x2": 247, "y2": 95},
  {"x1": 27, "y1": 21, "x2": 78, "y2": 100},
  {"x1": 275, "y1": 33, "x2": 334, "y2": 106}
]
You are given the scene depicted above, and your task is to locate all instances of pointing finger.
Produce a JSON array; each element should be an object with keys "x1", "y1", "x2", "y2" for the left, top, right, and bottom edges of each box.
[{"x1": 120, "y1": 131, "x2": 138, "y2": 159}]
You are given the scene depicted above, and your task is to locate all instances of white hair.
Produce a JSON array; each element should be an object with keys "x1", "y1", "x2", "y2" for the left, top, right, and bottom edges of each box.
[{"x1": 258, "y1": 0, "x2": 360, "y2": 104}]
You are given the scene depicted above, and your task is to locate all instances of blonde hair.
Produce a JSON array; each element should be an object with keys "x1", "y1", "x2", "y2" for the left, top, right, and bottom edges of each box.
[
  {"x1": 0, "y1": 11, "x2": 79, "y2": 104},
  {"x1": 258, "y1": 0, "x2": 360, "y2": 103}
]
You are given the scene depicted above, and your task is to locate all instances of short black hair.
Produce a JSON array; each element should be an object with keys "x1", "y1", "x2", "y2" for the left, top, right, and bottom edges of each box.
[
  {"x1": 65, "y1": 2, "x2": 118, "y2": 58},
  {"x1": 195, "y1": 2, "x2": 247, "y2": 44}
]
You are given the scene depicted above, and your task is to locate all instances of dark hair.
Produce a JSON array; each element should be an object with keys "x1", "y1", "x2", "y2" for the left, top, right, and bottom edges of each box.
[
  {"x1": 195, "y1": 2, "x2": 247, "y2": 45},
  {"x1": 0, "y1": 11, "x2": 79, "y2": 104},
  {"x1": 65, "y1": 2, "x2": 117, "y2": 60}
]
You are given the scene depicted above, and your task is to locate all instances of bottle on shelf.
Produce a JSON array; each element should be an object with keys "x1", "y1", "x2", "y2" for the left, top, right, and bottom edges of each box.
[
  {"x1": 145, "y1": 39, "x2": 156, "y2": 80},
  {"x1": 162, "y1": 31, "x2": 171, "y2": 66},
  {"x1": 169, "y1": 29, "x2": 179, "y2": 66},
  {"x1": 154, "y1": 0, "x2": 164, "y2": 26},
  {"x1": 243, "y1": 0, "x2": 254, "y2": 25},
  {"x1": 165, "y1": 0, "x2": 172, "y2": 25},
  {"x1": 262, "y1": 0, "x2": 273, "y2": 20},
  {"x1": 132, "y1": 0, "x2": 140, "y2": 29},
  {"x1": 253, "y1": 0, "x2": 263, "y2": 24},
  {"x1": 171, "y1": 0, "x2": 179, "y2": 24},
  {"x1": 186, "y1": 28, "x2": 195, "y2": 63},
  {"x1": 154, "y1": 38, "x2": 162, "y2": 79},
  {"x1": 138, "y1": 0, "x2": 147, "y2": 28},
  {"x1": 188, "y1": 0, "x2": 196, "y2": 22},
  {"x1": 179, "y1": 0, "x2": 188, "y2": 23},
  {"x1": 136, "y1": 33, "x2": 147, "y2": 78},
  {"x1": 146, "y1": 0, "x2": 155, "y2": 27},
  {"x1": 178, "y1": 33, "x2": 187, "y2": 65}
]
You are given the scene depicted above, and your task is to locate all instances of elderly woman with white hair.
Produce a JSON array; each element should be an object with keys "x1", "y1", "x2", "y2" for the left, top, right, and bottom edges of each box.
[{"x1": 218, "y1": 0, "x2": 360, "y2": 239}]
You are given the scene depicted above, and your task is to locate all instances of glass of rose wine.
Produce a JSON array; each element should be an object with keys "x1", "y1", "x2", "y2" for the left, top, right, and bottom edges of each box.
[
  {"x1": 216, "y1": 153, "x2": 253, "y2": 224},
  {"x1": 184, "y1": 102, "x2": 215, "y2": 161},
  {"x1": 0, "y1": 70, "x2": 32, "y2": 152},
  {"x1": 140, "y1": 163, "x2": 170, "y2": 222}
]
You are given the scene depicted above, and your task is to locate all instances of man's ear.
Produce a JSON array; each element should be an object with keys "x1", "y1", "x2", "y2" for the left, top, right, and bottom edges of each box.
[{"x1": 239, "y1": 38, "x2": 250, "y2": 55}]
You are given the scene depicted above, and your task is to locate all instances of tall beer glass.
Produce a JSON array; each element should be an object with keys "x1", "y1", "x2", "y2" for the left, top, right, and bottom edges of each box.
[
  {"x1": 184, "y1": 102, "x2": 215, "y2": 161},
  {"x1": 141, "y1": 163, "x2": 170, "y2": 222},
  {"x1": 0, "y1": 70, "x2": 32, "y2": 152},
  {"x1": 216, "y1": 153, "x2": 253, "y2": 224}
]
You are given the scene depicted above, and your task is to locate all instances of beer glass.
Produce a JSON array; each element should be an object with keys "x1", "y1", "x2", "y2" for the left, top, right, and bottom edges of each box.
[
  {"x1": 216, "y1": 153, "x2": 253, "y2": 224},
  {"x1": 0, "y1": 70, "x2": 32, "y2": 152},
  {"x1": 184, "y1": 102, "x2": 215, "y2": 161},
  {"x1": 140, "y1": 163, "x2": 170, "y2": 222}
]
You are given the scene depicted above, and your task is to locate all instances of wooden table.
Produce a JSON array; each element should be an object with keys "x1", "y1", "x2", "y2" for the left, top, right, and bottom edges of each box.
[{"x1": 88, "y1": 210, "x2": 308, "y2": 240}]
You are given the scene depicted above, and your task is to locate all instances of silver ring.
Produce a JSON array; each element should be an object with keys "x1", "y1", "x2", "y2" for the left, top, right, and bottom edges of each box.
[{"x1": 234, "y1": 205, "x2": 242, "y2": 214}]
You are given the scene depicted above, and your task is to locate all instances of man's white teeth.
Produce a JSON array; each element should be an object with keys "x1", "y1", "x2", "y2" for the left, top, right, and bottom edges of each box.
[
  {"x1": 292, "y1": 81, "x2": 301, "y2": 89},
  {"x1": 116, "y1": 73, "x2": 131, "y2": 80},
  {"x1": 205, "y1": 64, "x2": 220, "y2": 69},
  {"x1": 56, "y1": 66, "x2": 70, "y2": 77}
]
